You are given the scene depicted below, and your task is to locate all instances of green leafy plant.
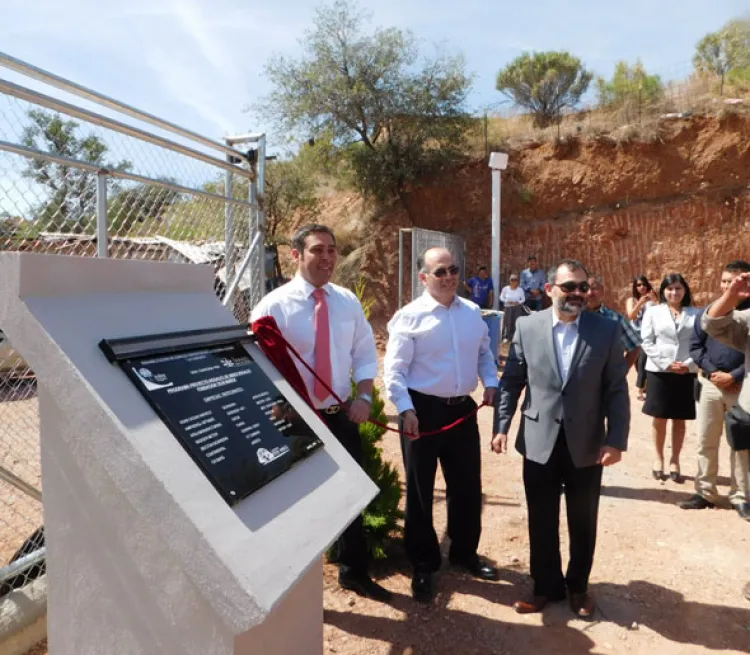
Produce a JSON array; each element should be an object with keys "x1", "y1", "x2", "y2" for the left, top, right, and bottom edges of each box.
[
  {"x1": 328, "y1": 277, "x2": 402, "y2": 562},
  {"x1": 495, "y1": 51, "x2": 592, "y2": 128},
  {"x1": 596, "y1": 60, "x2": 663, "y2": 121},
  {"x1": 353, "y1": 277, "x2": 403, "y2": 559},
  {"x1": 258, "y1": 0, "x2": 472, "y2": 211},
  {"x1": 694, "y1": 19, "x2": 750, "y2": 95}
]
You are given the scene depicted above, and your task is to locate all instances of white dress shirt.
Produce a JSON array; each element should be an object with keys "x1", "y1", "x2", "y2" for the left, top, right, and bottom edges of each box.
[
  {"x1": 384, "y1": 292, "x2": 498, "y2": 414},
  {"x1": 250, "y1": 274, "x2": 378, "y2": 408},
  {"x1": 500, "y1": 285, "x2": 526, "y2": 305},
  {"x1": 552, "y1": 312, "x2": 580, "y2": 383}
]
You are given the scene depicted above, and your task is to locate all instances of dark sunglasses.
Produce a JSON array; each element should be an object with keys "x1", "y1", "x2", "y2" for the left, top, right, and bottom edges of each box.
[
  {"x1": 555, "y1": 281, "x2": 590, "y2": 293},
  {"x1": 430, "y1": 265, "x2": 460, "y2": 278}
]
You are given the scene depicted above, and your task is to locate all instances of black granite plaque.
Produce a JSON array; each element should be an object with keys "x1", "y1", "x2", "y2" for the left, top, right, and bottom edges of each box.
[{"x1": 117, "y1": 340, "x2": 323, "y2": 505}]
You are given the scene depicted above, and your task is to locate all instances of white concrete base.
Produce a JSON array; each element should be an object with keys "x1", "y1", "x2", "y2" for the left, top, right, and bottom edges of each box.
[
  {"x1": 0, "y1": 576, "x2": 47, "y2": 655},
  {"x1": 235, "y1": 561, "x2": 323, "y2": 655},
  {"x1": 0, "y1": 254, "x2": 377, "y2": 655}
]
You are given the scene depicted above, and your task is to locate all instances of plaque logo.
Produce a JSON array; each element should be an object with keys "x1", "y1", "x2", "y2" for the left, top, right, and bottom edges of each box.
[{"x1": 133, "y1": 366, "x2": 173, "y2": 391}]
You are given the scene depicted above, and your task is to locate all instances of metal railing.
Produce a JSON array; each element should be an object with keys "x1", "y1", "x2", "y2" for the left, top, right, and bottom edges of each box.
[{"x1": 0, "y1": 52, "x2": 267, "y2": 605}]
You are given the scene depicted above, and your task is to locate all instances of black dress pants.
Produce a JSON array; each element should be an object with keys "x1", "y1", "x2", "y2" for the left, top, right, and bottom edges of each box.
[
  {"x1": 636, "y1": 348, "x2": 648, "y2": 389},
  {"x1": 400, "y1": 391, "x2": 482, "y2": 573},
  {"x1": 523, "y1": 429, "x2": 603, "y2": 596},
  {"x1": 323, "y1": 411, "x2": 369, "y2": 575}
]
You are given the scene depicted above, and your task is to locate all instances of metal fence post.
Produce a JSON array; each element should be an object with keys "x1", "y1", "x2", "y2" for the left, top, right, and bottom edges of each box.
[
  {"x1": 224, "y1": 163, "x2": 235, "y2": 295},
  {"x1": 96, "y1": 170, "x2": 108, "y2": 258},
  {"x1": 256, "y1": 135, "x2": 267, "y2": 299}
]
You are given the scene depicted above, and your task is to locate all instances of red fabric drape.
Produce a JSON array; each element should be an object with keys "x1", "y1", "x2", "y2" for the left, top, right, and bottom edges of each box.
[{"x1": 250, "y1": 315, "x2": 488, "y2": 438}]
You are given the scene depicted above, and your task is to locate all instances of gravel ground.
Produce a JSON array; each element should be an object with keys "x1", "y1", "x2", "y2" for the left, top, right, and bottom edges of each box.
[
  {"x1": 322, "y1": 368, "x2": 750, "y2": 655},
  {"x1": 18, "y1": 371, "x2": 750, "y2": 655}
]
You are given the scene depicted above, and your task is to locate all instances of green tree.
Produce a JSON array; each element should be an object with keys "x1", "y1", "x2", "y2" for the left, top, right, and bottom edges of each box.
[
  {"x1": 694, "y1": 19, "x2": 750, "y2": 95},
  {"x1": 258, "y1": 0, "x2": 472, "y2": 209},
  {"x1": 21, "y1": 109, "x2": 130, "y2": 232},
  {"x1": 596, "y1": 60, "x2": 663, "y2": 120},
  {"x1": 347, "y1": 278, "x2": 403, "y2": 560},
  {"x1": 496, "y1": 51, "x2": 593, "y2": 128},
  {"x1": 264, "y1": 158, "x2": 321, "y2": 241}
]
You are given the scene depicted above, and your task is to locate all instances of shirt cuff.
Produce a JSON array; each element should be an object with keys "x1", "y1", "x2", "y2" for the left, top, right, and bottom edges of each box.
[
  {"x1": 396, "y1": 398, "x2": 415, "y2": 414},
  {"x1": 352, "y1": 363, "x2": 379, "y2": 383},
  {"x1": 482, "y1": 376, "x2": 499, "y2": 389},
  {"x1": 731, "y1": 367, "x2": 745, "y2": 383}
]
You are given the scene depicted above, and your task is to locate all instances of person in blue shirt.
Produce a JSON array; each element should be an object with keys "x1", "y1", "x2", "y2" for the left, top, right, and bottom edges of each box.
[
  {"x1": 464, "y1": 266, "x2": 494, "y2": 309},
  {"x1": 680, "y1": 260, "x2": 750, "y2": 520},
  {"x1": 520, "y1": 256, "x2": 547, "y2": 311}
]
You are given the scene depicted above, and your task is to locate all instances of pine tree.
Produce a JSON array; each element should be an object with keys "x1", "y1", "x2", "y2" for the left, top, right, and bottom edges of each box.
[
  {"x1": 352, "y1": 277, "x2": 403, "y2": 559},
  {"x1": 330, "y1": 278, "x2": 403, "y2": 561}
]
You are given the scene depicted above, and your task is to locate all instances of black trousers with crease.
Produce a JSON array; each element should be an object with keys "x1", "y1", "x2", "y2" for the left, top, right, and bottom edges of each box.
[
  {"x1": 523, "y1": 428, "x2": 603, "y2": 596},
  {"x1": 323, "y1": 411, "x2": 369, "y2": 575},
  {"x1": 400, "y1": 390, "x2": 483, "y2": 573}
]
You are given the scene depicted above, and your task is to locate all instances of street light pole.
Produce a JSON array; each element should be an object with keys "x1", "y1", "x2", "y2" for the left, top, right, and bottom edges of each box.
[{"x1": 488, "y1": 152, "x2": 508, "y2": 310}]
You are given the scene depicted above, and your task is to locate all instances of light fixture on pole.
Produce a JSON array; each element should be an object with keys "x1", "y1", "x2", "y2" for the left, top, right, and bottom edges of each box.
[{"x1": 488, "y1": 152, "x2": 508, "y2": 311}]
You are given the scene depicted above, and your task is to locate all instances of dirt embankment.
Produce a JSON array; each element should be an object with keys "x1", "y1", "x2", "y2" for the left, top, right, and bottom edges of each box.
[{"x1": 314, "y1": 112, "x2": 750, "y2": 329}]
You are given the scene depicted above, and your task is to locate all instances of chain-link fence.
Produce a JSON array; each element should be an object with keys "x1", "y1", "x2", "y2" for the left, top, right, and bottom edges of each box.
[{"x1": 0, "y1": 52, "x2": 267, "y2": 615}]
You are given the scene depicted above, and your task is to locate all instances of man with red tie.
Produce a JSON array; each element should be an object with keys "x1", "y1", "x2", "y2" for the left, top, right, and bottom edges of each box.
[{"x1": 250, "y1": 223, "x2": 392, "y2": 602}]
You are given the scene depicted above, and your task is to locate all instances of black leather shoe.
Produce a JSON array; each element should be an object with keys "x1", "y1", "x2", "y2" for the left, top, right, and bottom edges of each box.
[
  {"x1": 679, "y1": 494, "x2": 716, "y2": 510},
  {"x1": 734, "y1": 502, "x2": 750, "y2": 521},
  {"x1": 338, "y1": 571, "x2": 393, "y2": 602},
  {"x1": 450, "y1": 556, "x2": 500, "y2": 581},
  {"x1": 411, "y1": 571, "x2": 434, "y2": 604},
  {"x1": 569, "y1": 591, "x2": 596, "y2": 618}
]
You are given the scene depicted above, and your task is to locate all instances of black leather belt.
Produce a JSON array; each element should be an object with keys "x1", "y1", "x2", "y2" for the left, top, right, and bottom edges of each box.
[{"x1": 410, "y1": 390, "x2": 469, "y2": 406}]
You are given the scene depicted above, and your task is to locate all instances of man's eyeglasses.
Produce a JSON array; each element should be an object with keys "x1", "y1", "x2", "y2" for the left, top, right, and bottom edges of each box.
[
  {"x1": 429, "y1": 265, "x2": 460, "y2": 278},
  {"x1": 555, "y1": 281, "x2": 590, "y2": 293}
]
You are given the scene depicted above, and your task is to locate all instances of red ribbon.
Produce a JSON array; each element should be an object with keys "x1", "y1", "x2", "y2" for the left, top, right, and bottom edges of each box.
[{"x1": 250, "y1": 316, "x2": 488, "y2": 439}]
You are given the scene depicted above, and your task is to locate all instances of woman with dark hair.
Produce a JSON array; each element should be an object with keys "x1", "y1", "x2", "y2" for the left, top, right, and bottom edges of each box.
[
  {"x1": 626, "y1": 276, "x2": 658, "y2": 401},
  {"x1": 641, "y1": 273, "x2": 700, "y2": 482}
]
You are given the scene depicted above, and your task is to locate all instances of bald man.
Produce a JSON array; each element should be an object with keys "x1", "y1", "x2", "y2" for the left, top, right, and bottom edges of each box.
[{"x1": 384, "y1": 247, "x2": 499, "y2": 603}]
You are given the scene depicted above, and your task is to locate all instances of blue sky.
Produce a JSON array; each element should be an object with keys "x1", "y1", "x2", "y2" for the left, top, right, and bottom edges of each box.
[{"x1": 1, "y1": 0, "x2": 747, "y2": 153}]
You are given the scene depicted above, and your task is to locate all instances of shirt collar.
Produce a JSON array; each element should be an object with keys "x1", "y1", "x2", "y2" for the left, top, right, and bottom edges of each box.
[
  {"x1": 292, "y1": 273, "x2": 331, "y2": 299},
  {"x1": 592, "y1": 302, "x2": 609, "y2": 315},
  {"x1": 419, "y1": 290, "x2": 460, "y2": 311},
  {"x1": 552, "y1": 309, "x2": 581, "y2": 329}
]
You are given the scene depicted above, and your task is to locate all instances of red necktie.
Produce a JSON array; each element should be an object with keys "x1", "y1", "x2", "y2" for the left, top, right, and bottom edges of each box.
[{"x1": 312, "y1": 288, "x2": 333, "y2": 401}]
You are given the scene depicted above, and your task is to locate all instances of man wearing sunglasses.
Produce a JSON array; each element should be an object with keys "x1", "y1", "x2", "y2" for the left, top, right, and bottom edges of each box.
[
  {"x1": 384, "y1": 247, "x2": 499, "y2": 604},
  {"x1": 493, "y1": 259, "x2": 630, "y2": 618}
]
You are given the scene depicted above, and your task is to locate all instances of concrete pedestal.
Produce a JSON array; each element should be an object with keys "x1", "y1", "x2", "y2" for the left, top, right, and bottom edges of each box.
[{"x1": 0, "y1": 253, "x2": 377, "y2": 655}]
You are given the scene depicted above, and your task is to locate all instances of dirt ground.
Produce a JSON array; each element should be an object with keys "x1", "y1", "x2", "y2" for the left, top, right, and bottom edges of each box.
[
  {"x1": 21, "y1": 370, "x2": 750, "y2": 655},
  {"x1": 321, "y1": 368, "x2": 750, "y2": 655}
]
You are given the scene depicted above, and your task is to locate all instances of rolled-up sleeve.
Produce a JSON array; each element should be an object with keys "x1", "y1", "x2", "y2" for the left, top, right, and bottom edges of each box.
[
  {"x1": 702, "y1": 305, "x2": 750, "y2": 355},
  {"x1": 351, "y1": 306, "x2": 379, "y2": 383},
  {"x1": 384, "y1": 312, "x2": 415, "y2": 414}
]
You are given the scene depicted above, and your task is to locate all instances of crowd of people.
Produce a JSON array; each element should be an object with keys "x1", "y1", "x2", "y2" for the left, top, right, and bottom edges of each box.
[{"x1": 251, "y1": 223, "x2": 750, "y2": 615}]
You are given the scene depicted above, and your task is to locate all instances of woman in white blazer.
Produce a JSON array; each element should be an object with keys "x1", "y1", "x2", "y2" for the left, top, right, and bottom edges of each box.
[{"x1": 641, "y1": 273, "x2": 700, "y2": 483}]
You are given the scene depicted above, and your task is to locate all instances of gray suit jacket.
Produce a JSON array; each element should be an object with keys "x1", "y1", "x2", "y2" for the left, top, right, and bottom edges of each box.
[{"x1": 494, "y1": 308, "x2": 630, "y2": 468}]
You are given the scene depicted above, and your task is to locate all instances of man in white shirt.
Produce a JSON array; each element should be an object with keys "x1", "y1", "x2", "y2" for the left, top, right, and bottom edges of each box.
[
  {"x1": 250, "y1": 224, "x2": 392, "y2": 602},
  {"x1": 384, "y1": 247, "x2": 499, "y2": 603}
]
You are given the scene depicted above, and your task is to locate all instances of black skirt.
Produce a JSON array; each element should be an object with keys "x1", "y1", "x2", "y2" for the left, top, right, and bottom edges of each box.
[{"x1": 642, "y1": 371, "x2": 697, "y2": 420}]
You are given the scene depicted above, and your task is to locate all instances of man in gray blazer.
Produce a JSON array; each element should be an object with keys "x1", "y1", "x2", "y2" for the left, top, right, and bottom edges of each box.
[{"x1": 493, "y1": 259, "x2": 630, "y2": 618}]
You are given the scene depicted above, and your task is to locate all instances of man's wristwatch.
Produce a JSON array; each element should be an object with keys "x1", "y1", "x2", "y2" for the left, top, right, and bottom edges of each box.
[{"x1": 357, "y1": 393, "x2": 373, "y2": 404}]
